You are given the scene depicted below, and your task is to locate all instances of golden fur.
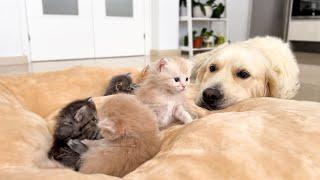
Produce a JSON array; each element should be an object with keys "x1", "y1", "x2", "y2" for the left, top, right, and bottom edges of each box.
[
  {"x1": 79, "y1": 94, "x2": 160, "y2": 177},
  {"x1": 193, "y1": 36, "x2": 300, "y2": 109}
]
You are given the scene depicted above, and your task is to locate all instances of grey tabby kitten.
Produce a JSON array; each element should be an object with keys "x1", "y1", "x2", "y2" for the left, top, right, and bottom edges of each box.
[
  {"x1": 104, "y1": 73, "x2": 139, "y2": 95},
  {"x1": 48, "y1": 98, "x2": 102, "y2": 170},
  {"x1": 49, "y1": 73, "x2": 138, "y2": 171}
]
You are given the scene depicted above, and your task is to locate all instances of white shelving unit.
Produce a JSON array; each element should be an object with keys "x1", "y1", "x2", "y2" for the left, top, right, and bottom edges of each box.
[
  {"x1": 179, "y1": 0, "x2": 228, "y2": 57},
  {"x1": 180, "y1": 16, "x2": 227, "y2": 22}
]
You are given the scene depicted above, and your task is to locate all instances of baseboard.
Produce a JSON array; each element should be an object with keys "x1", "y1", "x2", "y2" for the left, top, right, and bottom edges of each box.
[
  {"x1": 151, "y1": 49, "x2": 181, "y2": 57},
  {"x1": 291, "y1": 41, "x2": 320, "y2": 53},
  {"x1": 0, "y1": 56, "x2": 28, "y2": 66}
]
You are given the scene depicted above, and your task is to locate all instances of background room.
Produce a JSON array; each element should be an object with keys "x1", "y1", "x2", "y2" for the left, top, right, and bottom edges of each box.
[{"x1": 1, "y1": 1, "x2": 320, "y2": 179}]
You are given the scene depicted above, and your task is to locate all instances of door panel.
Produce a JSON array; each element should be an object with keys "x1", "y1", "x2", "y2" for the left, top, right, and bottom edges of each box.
[
  {"x1": 92, "y1": 0, "x2": 145, "y2": 57},
  {"x1": 42, "y1": 0, "x2": 79, "y2": 15},
  {"x1": 26, "y1": 0, "x2": 145, "y2": 61},
  {"x1": 105, "y1": 0, "x2": 133, "y2": 17},
  {"x1": 26, "y1": 0, "x2": 95, "y2": 61}
]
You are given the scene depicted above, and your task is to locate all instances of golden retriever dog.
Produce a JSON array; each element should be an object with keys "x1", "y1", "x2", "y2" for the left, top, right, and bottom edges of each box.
[{"x1": 192, "y1": 36, "x2": 300, "y2": 110}]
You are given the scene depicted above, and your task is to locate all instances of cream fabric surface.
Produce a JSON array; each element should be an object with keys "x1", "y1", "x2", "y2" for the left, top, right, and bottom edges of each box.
[{"x1": 0, "y1": 67, "x2": 319, "y2": 180}]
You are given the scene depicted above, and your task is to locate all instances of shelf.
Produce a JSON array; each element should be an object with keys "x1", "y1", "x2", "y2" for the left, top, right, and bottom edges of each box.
[
  {"x1": 180, "y1": 46, "x2": 215, "y2": 52},
  {"x1": 179, "y1": 0, "x2": 228, "y2": 57},
  {"x1": 180, "y1": 16, "x2": 227, "y2": 21}
]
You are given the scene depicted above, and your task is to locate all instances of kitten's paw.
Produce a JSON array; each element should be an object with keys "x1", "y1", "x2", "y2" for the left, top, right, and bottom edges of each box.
[
  {"x1": 173, "y1": 105, "x2": 193, "y2": 124},
  {"x1": 183, "y1": 115, "x2": 194, "y2": 124},
  {"x1": 79, "y1": 121, "x2": 102, "y2": 140},
  {"x1": 67, "y1": 139, "x2": 88, "y2": 154},
  {"x1": 80, "y1": 139, "x2": 91, "y2": 146}
]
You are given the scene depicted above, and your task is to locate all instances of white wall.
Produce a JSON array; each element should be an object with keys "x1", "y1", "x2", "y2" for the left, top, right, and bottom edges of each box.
[
  {"x1": 0, "y1": 0, "x2": 29, "y2": 57},
  {"x1": 152, "y1": 0, "x2": 180, "y2": 50},
  {"x1": 227, "y1": 0, "x2": 251, "y2": 42},
  {"x1": 151, "y1": 0, "x2": 160, "y2": 50}
]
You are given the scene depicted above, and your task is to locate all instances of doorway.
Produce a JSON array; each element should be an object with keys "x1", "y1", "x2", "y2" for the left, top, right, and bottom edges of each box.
[{"x1": 26, "y1": 0, "x2": 146, "y2": 61}]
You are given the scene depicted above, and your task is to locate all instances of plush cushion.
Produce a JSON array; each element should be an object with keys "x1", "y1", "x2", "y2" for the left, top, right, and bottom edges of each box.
[
  {"x1": 0, "y1": 67, "x2": 319, "y2": 179},
  {"x1": 0, "y1": 66, "x2": 140, "y2": 117}
]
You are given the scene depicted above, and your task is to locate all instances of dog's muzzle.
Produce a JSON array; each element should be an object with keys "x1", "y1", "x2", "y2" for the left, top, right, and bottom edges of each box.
[{"x1": 199, "y1": 86, "x2": 224, "y2": 110}]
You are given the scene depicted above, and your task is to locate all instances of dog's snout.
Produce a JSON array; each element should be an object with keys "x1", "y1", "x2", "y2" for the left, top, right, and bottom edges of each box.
[{"x1": 202, "y1": 87, "x2": 223, "y2": 103}]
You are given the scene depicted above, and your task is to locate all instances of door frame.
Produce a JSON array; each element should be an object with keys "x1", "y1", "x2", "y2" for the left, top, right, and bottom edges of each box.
[{"x1": 23, "y1": 0, "x2": 152, "y2": 62}]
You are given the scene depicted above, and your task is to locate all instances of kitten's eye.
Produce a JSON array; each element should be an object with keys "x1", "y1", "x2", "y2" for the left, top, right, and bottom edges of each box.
[
  {"x1": 186, "y1": 77, "x2": 189, "y2": 81},
  {"x1": 209, "y1": 64, "x2": 217, "y2": 72},
  {"x1": 174, "y1": 77, "x2": 180, "y2": 82},
  {"x1": 237, "y1": 70, "x2": 251, "y2": 79}
]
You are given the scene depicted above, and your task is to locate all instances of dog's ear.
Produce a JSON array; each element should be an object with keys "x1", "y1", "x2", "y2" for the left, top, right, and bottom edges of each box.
[
  {"x1": 185, "y1": 59, "x2": 195, "y2": 70},
  {"x1": 245, "y1": 36, "x2": 300, "y2": 99},
  {"x1": 266, "y1": 67, "x2": 300, "y2": 99},
  {"x1": 263, "y1": 76, "x2": 271, "y2": 97},
  {"x1": 196, "y1": 63, "x2": 207, "y2": 83}
]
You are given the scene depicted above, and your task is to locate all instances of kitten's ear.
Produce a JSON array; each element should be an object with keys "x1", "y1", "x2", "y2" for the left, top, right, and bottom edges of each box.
[
  {"x1": 74, "y1": 105, "x2": 89, "y2": 122},
  {"x1": 125, "y1": 72, "x2": 131, "y2": 77},
  {"x1": 88, "y1": 97, "x2": 94, "y2": 104},
  {"x1": 99, "y1": 119, "x2": 125, "y2": 141},
  {"x1": 87, "y1": 97, "x2": 96, "y2": 109},
  {"x1": 157, "y1": 58, "x2": 169, "y2": 72}
]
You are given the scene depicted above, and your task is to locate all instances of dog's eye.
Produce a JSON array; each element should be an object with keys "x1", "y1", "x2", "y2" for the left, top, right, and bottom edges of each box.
[
  {"x1": 174, "y1": 77, "x2": 180, "y2": 82},
  {"x1": 237, "y1": 70, "x2": 250, "y2": 79},
  {"x1": 209, "y1": 64, "x2": 217, "y2": 72},
  {"x1": 186, "y1": 77, "x2": 189, "y2": 81}
]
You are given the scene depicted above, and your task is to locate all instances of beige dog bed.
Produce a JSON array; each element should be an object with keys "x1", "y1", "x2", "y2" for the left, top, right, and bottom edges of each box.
[{"x1": 0, "y1": 66, "x2": 320, "y2": 179}]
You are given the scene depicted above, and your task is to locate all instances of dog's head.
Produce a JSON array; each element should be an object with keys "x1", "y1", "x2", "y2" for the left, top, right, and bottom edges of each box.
[{"x1": 195, "y1": 37, "x2": 300, "y2": 110}]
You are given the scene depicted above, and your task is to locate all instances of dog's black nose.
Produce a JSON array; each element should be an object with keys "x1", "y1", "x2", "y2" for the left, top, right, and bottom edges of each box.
[{"x1": 202, "y1": 87, "x2": 223, "y2": 103}]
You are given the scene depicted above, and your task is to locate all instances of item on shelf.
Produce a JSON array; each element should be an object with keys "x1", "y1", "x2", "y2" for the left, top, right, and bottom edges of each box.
[
  {"x1": 192, "y1": 30, "x2": 203, "y2": 48},
  {"x1": 193, "y1": 37, "x2": 203, "y2": 48},
  {"x1": 204, "y1": 36, "x2": 214, "y2": 47},
  {"x1": 192, "y1": 0, "x2": 214, "y2": 18},
  {"x1": 180, "y1": 0, "x2": 188, "y2": 16},
  {"x1": 215, "y1": 34, "x2": 225, "y2": 45},
  {"x1": 183, "y1": 30, "x2": 197, "y2": 46},
  {"x1": 212, "y1": 3, "x2": 225, "y2": 18},
  {"x1": 184, "y1": 35, "x2": 188, "y2": 46},
  {"x1": 200, "y1": 28, "x2": 214, "y2": 47}
]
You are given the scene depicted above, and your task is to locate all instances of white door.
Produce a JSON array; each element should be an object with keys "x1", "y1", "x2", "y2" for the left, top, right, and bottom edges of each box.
[
  {"x1": 26, "y1": 0, "x2": 95, "y2": 61},
  {"x1": 92, "y1": 0, "x2": 145, "y2": 57}
]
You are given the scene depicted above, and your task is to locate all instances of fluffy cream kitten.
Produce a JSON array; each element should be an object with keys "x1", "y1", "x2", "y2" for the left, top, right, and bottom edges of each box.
[
  {"x1": 79, "y1": 94, "x2": 160, "y2": 177},
  {"x1": 135, "y1": 57, "x2": 194, "y2": 129}
]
